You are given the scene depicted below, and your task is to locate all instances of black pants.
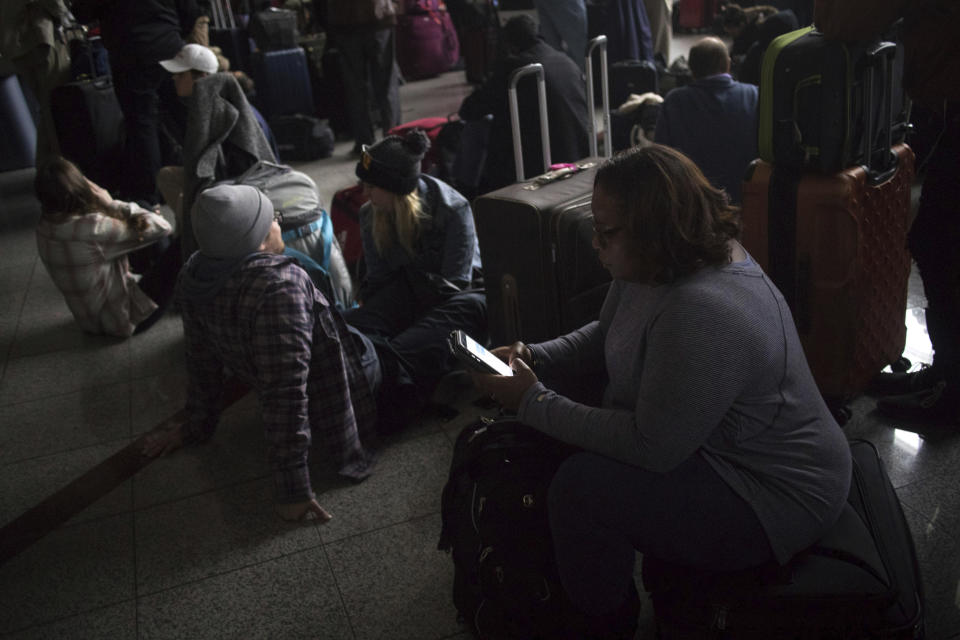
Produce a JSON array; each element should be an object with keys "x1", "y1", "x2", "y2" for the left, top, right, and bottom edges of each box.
[
  {"x1": 129, "y1": 235, "x2": 182, "y2": 334},
  {"x1": 909, "y1": 106, "x2": 960, "y2": 392},
  {"x1": 344, "y1": 275, "x2": 486, "y2": 426},
  {"x1": 112, "y1": 63, "x2": 177, "y2": 204}
]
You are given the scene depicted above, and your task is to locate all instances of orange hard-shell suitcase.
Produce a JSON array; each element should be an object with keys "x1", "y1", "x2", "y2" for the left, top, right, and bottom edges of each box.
[{"x1": 740, "y1": 143, "x2": 915, "y2": 406}]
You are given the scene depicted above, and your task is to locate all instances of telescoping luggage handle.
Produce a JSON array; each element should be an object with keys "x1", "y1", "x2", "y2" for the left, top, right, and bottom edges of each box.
[
  {"x1": 584, "y1": 35, "x2": 612, "y2": 159},
  {"x1": 508, "y1": 63, "x2": 551, "y2": 183},
  {"x1": 210, "y1": 0, "x2": 237, "y2": 30},
  {"x1": 863, "y1": 40, "x2": 899, "y2": 184}
]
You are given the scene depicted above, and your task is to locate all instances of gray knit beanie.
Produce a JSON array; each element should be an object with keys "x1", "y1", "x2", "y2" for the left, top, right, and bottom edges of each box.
[
  {"x1": 192, "y1": 184, "x2": 274, "y2": 258},
  {"x1": 355, "y1": 129, "x2": 430, "y2": 195}
]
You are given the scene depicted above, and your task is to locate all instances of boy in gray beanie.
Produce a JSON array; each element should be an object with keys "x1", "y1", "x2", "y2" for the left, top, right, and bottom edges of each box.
[{"x1": 144, "y1": 184, "x2": 380, "y2": 522}]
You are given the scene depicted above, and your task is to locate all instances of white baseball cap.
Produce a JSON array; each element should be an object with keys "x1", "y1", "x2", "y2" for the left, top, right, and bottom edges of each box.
[{"x1": 159, "y1": 43, "x2": 219, "y2": 75}]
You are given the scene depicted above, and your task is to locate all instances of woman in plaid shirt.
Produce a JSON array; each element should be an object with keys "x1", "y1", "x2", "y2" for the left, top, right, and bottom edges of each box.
[{"x1": 34, "y1": 156, "x2": 178, "y2": 337}]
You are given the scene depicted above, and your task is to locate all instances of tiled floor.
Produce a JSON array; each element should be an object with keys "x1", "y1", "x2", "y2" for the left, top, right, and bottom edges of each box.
[{"x1": 2, "y1": 38, "x2": 960, "y2": 640}]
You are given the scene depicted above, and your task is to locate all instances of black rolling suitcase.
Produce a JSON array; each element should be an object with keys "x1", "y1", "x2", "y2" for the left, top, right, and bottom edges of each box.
[
  {"x1": 248, "y1": 7, "x2": 299, "y2": 52},
  {"x1": 49, "y1": 32, "x2": 124, "y2": 191},
  {"x1": 209, "y1": 0, "x2": 251, "y2": 73},
  {"x1": 474, "y1": 38, "x2": 611, "y2": 346},
  {"x1": 643, "y1": 439, "x2": 924, "y2": 639}
]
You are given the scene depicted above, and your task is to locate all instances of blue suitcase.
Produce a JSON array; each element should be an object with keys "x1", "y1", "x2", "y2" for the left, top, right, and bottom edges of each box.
[{"x1": 250, "y1": 47, "x2": 314, "y2": 120}]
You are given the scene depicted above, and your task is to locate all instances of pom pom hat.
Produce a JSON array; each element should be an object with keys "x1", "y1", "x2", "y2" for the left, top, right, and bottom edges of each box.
[{"x1": 355, "y1": 129, "x2": 431, "y2": 195}]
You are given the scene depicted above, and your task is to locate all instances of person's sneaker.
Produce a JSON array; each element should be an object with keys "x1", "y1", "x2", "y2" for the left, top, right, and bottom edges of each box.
[
  {"x1": 877, "y1": 381, "x2": 960, "y2": 425},
  {"x1": 872, "y1": 365, "x2": 941, "y2": 396}
]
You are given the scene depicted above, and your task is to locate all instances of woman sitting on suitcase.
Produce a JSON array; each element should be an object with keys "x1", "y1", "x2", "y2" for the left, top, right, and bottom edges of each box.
[
  {"x1": 346, "y1": 129, "x2": 486, "y2": 432},
  {"x1": 473, "y1": 144, "x2": 852, "y2": 633},
  {"x1": 34, "y1": 156, "x2": 180, "y2": 337}
]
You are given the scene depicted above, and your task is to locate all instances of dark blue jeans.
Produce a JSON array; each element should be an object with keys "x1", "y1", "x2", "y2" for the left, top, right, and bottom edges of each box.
[
  {"x1": 112, "y1": 63, "x2": 174, "y2": 204},
  {"x1": 548, "y1": 450, "x2": 774, "y2": 617},
  {"x1": 343, "y1": 274, "x2": 486, "y2": 429}
]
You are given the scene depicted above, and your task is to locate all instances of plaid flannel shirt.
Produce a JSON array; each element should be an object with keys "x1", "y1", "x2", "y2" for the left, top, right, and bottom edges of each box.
[
  {"x1": 178, "y1": 253, "x2": 377, "y2": 504},
  {"x1": 35, "y1": 204, "x2": 173, "y2": 337}
]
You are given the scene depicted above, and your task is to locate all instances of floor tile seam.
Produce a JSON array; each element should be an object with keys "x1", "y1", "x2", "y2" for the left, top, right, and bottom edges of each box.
[
  {"x1": 318, "y1": 537, "x2": 360, "y2": 640},
  {"x1": 132, "y1": 540, "x2": 338, "y2": 603},
  {"x1": 131, "y1": 462, "x2": 142, "y2": 640},
  {"x1": 0, "y1": 597, "x2": 138, "y2": 638},
  {"x1": 319, "y1": 510, "x2": 441, "y2": 548}
]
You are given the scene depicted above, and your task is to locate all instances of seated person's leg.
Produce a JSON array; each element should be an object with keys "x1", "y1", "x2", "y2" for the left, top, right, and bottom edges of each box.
[
  {"x1": 342, "y1": 274, "x2": 419, "y2": 340},
  {"x1": 389, "y1": 290, "x2": 487, "y2": 399},
  {"x1": 548, "y1": 450, "x2": 773, "y2": 619},
  {"x1": 132, "y1": 235, "x2": 183, "y2": 334},
  {"x1": 156, "y1": 165, "x2": 185, "y2": 229}
]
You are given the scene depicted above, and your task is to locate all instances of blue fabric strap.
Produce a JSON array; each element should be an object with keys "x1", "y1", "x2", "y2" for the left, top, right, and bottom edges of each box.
[
  {"x1": 281, "y1": 218, "x2": 322, "y2": 242},
  {"x1": 319, "y1": 209, "x2": 333, "y2": 271},
  {"x1": 280, "y1": 210, "x2": 333, "y2": 271}
]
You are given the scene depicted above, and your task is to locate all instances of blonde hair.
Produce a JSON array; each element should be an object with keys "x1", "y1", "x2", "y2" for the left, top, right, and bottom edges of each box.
[{"x1": 371, "y1": 190, "x2": 426, "y2": 256}]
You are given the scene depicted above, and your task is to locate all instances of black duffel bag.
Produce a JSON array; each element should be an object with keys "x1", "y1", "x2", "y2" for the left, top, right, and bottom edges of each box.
[
  {"x1": 438, "y1": 417, "x2": 639, "y2": 639},
  {"x1": 248, "y1": 7, "x2": 299, "y2": 52}
]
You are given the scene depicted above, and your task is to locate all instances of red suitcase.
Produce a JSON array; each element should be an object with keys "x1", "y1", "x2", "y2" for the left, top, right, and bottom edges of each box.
[
  {"x1": 740, "y1": 143, "x2": 915, "y2": 406},
  {"x1": 676, "y1": 0, "x2": 716, "y2": 31},
  {"x1": 330, "y1": 184, "x2": 368, "y2": 280}
]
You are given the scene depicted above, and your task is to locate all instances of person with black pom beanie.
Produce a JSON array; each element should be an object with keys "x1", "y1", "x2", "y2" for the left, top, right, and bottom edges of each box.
[{"x1": 346, "y1": 129, "x2": 487, "y2": 432}]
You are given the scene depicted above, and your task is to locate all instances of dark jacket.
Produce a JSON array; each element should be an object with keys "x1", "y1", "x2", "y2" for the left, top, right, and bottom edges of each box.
[
  {"x1": 459, "y1": 39, "x2": 591, "y2": 192},
  {"x1": 654, "y1": 74, "x2": 759, "y2": 204},
  {"x1": 72, "y1": 0, "x2": 202, "y2": 69}
]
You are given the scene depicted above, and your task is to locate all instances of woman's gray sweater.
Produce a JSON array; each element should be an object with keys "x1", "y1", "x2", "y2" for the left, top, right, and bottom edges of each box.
[{"x1": 518, "y1": 256, "x2": 852, "y2": 564}]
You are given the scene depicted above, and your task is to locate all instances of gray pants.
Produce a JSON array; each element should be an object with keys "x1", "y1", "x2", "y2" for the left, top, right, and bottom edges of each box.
[{"x1": 335, "y1": 27, "x2": 402, "y2": 147}]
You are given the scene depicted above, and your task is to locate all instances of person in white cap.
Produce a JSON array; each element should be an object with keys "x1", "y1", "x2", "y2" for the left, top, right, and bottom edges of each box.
[
  {"x1": 158, "y1": 42, "x2": 219, "y2": 98},
  {"x1": 143, "y1": 183, "x2": 380, "y2": 522},
  {"x1": 154, "y1": 43, "x2": 276, "y2": 259}
]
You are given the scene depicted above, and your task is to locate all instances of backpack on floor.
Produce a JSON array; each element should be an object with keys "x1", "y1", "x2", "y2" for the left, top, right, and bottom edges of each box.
[
  {"x1": 437, "y1": 417, "x2": 640, "y2": 639},
  {"x1": 231, "y1": 161, "x2": 355, "y2": 308}
]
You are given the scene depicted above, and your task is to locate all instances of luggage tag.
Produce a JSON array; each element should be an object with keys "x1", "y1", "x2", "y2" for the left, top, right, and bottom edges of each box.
[{"x1": 524, "y1": 162, "x2": 597, "y2": 190}]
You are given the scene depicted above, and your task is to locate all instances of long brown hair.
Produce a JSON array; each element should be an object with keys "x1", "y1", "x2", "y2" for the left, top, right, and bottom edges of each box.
[
  {"x1": 34, "y1": 156, "x2": 99, "y2": 223},
  {"x1": 594, "y1": 144, "x2": 740, "y2": 285}
]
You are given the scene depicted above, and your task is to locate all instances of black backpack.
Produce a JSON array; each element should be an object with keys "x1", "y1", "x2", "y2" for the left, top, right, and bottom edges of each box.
[{"x1": 438, "y1": 418, "x2": 640, "y2": 639}]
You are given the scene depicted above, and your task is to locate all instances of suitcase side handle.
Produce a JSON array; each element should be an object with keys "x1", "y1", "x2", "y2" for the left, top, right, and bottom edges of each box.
[
  {"x1": 585, "y1": 35, "x2": 611, "y2": 159},
  {"x1": 508, "y1": 63, "x2": 551, "y2": 183}
]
